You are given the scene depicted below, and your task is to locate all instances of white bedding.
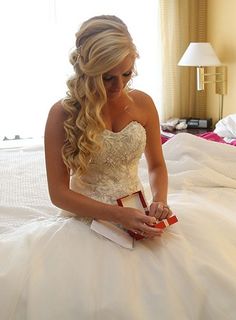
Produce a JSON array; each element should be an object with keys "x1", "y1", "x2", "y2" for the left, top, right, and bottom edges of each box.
[
  {"x1": 0, "y1": 142, "x2": 58, "y2": 233},
  {"x1": 214, "y1": 113, "x2": 236, "y2": 141},
  {"x1": 0, "y1": 133, "x2": 236, "y2": 319},
  {"x1": 139, "y1": 134, "x2": 236, "y2": 319}
]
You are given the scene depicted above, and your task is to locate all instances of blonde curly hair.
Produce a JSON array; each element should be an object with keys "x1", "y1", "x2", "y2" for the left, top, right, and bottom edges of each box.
[{"x1": 62, "y1": 15, "x2": 139, "y2": 177}]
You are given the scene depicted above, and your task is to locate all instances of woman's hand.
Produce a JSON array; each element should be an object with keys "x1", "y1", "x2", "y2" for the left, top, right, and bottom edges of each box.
[
  {"x1": 114, "y1": 206, "x2": 163, "y2": 239},
  {"x1": 149, "y1": 201, "x2": 173, "y2": 221}
]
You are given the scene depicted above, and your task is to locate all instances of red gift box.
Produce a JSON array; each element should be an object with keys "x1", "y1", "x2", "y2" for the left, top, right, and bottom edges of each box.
[{"x1": 117, "y1": 190, "x2": 178, "y2": 240}]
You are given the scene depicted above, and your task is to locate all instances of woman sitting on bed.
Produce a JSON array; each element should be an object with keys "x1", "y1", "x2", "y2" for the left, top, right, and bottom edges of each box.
[
  {"x1": 2, "y1": 15, "x2": 235, "y2": 320},
  {"x1": 44, "y1": 14, "x2": 172, "y2": 237},
  {"x1": 40, "y1": 14, "x2": 176, "y2": 319}
]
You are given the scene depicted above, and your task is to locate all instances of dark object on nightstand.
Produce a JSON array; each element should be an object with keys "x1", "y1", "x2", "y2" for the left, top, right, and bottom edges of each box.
[{"x1": 187, "y1": 118, "x2": 212, "y2": 129}]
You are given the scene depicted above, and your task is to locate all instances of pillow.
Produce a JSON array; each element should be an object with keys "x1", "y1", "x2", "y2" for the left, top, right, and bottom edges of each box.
[{"x1": 214, "y1": 114, "x2": 236, "y2": 140}]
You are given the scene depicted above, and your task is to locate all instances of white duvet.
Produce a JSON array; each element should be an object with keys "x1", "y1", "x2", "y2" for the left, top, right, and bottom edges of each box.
[
  {"x1": 0, "y1": 133, "x2": 236, "y2": 320},
  {"x1": 214, "y1": 113, "x2": 236, "y2": 141},
  {"x1": 141, "y1": 133, "x2": 236, "y2": 319}
]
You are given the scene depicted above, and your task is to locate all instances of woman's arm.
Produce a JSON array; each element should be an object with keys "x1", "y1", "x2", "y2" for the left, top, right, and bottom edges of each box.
[
  {"x1": 44, "y1": 101, "x2": 113, "y2": 218},
  {"x1": 141, "y1": 93, "x2": 172, "y2": 220},
  {"x1": 44, "y1": 101, "x2": 161, "y2": 237}
]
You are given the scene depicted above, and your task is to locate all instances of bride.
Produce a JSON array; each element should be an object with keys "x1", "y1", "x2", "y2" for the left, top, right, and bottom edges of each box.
[
  {"x1": 45, "y1": 15, "x2": 172, "y2": 236},
  {"x1": 44, "y1": 15, "x2": 174, "y2": 318},
  {"x1": 3, "y1": 15, "x2": 176, "y2": 320},
  {"x1": 1, "y1": 15, "x2": 236, "y2": 320}
]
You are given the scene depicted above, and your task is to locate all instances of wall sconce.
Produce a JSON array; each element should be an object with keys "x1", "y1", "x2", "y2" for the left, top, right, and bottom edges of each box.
[{"x1": 178, "y1": 42, "x2": 227, "y2": 120}]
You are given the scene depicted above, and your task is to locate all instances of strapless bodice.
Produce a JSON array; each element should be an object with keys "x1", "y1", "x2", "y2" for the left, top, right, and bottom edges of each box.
[{"x1": 70, "y1": 121, "x2": 146, "y2": 207}]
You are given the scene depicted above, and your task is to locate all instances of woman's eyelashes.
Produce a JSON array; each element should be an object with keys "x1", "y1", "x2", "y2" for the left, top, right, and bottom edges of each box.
[
  {"x1": 102, "y1": 75, "x2": 114, "y2": 82},
  {"x1": 103, "y1": 71, "x2": 133, "y2": 82},
  {"x1": 123, "y1": 70, "x2": 133, "y2": 77}
]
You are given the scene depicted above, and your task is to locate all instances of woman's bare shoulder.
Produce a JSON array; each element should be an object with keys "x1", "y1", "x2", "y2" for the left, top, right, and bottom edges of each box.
[
  {"x1": 129, "y1": 89, "x2": 155, "y2": 107},
  {"x1": 47, "y1": 99, "x2": 67, "y2": 124},
  {"x1": 49, "y1": 99, "x2": 66, "y2": 116},
  {"x1": 129, "y1": 90, "x2": 157, "y2": 116}
]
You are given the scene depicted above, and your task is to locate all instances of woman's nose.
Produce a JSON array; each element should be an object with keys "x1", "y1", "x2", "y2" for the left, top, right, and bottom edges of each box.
[{"x1": 112, "y1": 76, "x2": 123, "y2": 90}]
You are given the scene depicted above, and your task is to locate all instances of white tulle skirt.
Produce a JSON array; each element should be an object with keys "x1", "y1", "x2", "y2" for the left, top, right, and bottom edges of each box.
[{"x1": 1, "y1": 193, "x2": 236, "y2": 320}]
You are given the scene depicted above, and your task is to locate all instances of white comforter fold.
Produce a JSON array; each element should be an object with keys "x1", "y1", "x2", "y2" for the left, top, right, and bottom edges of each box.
[{"x1": 164, "y1": 133, "x2": 236, "y2": 189}]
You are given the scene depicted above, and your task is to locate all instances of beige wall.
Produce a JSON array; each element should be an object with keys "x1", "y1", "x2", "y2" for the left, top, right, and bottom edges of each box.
[{"x1": 207, "y1": 0, "x2": 236, "y2": 124}]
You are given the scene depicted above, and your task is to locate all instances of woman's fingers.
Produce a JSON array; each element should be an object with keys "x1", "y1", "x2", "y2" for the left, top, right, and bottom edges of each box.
[
  {"x1": 149, "y1": 202, "x2": 172, "y2": 220},
  {"x1": 133, "y1": 215, "x2": 164, "y2": 238},
  {"x1": 121, "y1": 207, "x2": 164, "y2": 238}
]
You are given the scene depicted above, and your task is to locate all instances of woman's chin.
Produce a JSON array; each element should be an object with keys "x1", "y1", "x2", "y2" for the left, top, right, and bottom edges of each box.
[{"x1": 107, "y1": 91, "x2": 122, "y2": 100}]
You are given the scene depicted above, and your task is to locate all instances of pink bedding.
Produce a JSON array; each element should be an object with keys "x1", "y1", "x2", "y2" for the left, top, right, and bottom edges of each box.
[
  {"x1": 198, "y1": 132, "x2": 236, "y2": 146},
  {"x1": 161, "y1": 132, "x2": 236, "y2": 146}
]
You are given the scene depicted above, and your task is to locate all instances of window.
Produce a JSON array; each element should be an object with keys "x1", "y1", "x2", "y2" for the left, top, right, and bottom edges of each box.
[{"x1": 0, "y1": 0, "x2": 161, "y2": 138}]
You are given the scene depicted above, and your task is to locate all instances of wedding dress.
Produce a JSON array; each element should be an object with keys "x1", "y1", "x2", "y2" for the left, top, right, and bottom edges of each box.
[{"x1": 0, "y1": 121, "x2": 235, "y2": 320}]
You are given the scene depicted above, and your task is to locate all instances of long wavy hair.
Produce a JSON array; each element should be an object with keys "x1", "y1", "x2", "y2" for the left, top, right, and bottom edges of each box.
[{"x1": 62, "y1": 15, "x2": 139, "y2": 177}]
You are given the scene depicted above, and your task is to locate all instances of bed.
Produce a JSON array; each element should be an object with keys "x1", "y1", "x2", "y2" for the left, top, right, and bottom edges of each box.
[{"x1": 0, "y1": 121, "x2": 236, "y2": 319}]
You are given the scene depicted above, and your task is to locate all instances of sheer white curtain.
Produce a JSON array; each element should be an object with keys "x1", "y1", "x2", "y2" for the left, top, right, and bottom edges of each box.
[{"x1": 0, "y1": 0, "x2": 162, "y2": 139}]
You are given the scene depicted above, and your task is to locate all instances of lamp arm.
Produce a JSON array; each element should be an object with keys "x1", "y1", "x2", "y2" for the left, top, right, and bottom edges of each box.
[{"x1": 196, "y1": 66, "x2": 227, "y2": 95}]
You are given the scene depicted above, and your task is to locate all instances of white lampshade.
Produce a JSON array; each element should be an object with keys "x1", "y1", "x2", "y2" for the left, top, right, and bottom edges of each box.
[{"x1": 178, "y1": 42, "x2": 222, "y2": 67}]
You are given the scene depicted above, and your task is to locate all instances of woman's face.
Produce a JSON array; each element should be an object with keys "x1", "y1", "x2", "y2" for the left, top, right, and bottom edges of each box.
[{"x1": 102, "y1": 55, "x2": 135, "y2": 100}]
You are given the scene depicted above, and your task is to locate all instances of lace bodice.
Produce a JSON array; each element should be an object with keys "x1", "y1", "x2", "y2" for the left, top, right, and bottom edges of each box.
[{"x1": 70, "y1": 121, "x2": 146, "y2": 206}]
